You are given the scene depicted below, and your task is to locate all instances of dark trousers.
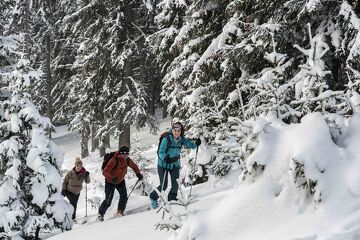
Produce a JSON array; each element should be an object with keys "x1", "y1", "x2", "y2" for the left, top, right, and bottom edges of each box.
[
  {"x1": 150, "y1": 165, "x2": 180, "y2": 201},
  {"x1": 99, "y1": 180, "x2": 128, "y2": 216},
  {"x1": 64, "y1": 190, "x2": 80, "y2": 219}
]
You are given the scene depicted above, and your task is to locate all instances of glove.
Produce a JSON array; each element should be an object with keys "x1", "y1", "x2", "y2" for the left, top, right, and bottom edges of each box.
[
  {"x1": 195, "y1": 138, "x2": 201, "y2": 146},
  {"x1": 112, "y1": 176, "x2": 119, "y2": 183},
  {"x1": 84, "y1": 171, "x2": 90, "y2": 177},
  {"x1": 164, "y1": 155, "x2": 171, "y2": 163},
  {"x1": 136, "y1": 173, "x2": 143, "y2": 180},
  {"x1": 61, "y1": 190, "x2": 66, "y2": 196}
]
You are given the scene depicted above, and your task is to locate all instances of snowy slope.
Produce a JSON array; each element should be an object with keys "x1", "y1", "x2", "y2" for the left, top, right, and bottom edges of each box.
[
  {"x1": 47, "y1": 113, "x2": 360, "y2": 240},
  {"x1": 177, "y1": 113, "x2": 360, "y2": 240}
]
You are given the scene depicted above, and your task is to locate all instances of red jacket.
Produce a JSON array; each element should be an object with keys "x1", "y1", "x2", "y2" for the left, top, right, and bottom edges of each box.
[{"x1": 102, "y1": 153, "x2": 141, "y2": 184}]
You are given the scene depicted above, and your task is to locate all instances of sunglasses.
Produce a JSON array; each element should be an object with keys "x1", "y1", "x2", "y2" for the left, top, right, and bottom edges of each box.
[{"x1": 120, "y1": 152, "x2": 129, "y2": 155}]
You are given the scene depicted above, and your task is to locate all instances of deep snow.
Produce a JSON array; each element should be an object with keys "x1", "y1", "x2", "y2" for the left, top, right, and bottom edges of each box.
[{"x1": 47, "y1": 113, "x2": 360, "y2": 240}]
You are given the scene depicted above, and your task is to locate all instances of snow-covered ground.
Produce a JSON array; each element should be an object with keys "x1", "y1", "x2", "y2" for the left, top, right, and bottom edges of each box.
[
  {"x1": 50, "y1": 110, "x2": 173, "y2": 224},
  {"x1": 47, "y1": 112, "x2": 236, "y2": 240},
  {"x1": 47, "y1": 113, "x2": 360, "y2": 240}
]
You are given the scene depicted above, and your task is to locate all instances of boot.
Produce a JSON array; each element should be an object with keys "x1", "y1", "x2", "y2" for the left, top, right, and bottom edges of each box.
[
  {"x1": 97, "y1": 214, "x2": 104, "y2": 222},
  {"x1": 150, "y1": 198, "x2": 158, "y2": 209},
  {"x1": 116, "y1": 209, "x2": 125, "y2": 216}
]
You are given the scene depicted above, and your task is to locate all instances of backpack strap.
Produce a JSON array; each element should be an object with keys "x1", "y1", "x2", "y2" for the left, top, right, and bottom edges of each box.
[
  {"x1": 165, "y1": 135, "x2": 182, "y2": 157},
  {"x1": 165, "y1": 135, "x2": 171, "y2": 155},
  {"x1": 158, "y1": 134, "x2": 182, "y2": 158}
]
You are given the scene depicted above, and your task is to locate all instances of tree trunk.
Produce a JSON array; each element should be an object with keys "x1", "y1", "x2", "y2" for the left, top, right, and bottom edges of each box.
[
  {"x1": 162, "y1": 102, "x2": 168, "y2": 119},
  {"x1": 104, "y1": 133, "x2": 110, "y2": 148},
  {"x1": 91, "y1": 124, "x2": 99, "y2": 151},
  {"x1": 150, "y1": 74, "x2": 156, "y2": 115},
  {"x1": 46, "y1": 34, "x2": 53, "y2": 137},
  {"x1": 22, "y1": 0, "x2": 31, "y2": 57},
  {"x1": 99, "y1": 140, "x2": 106, "y2": 157},
  {"x1": 35, "y1": 226, "x2": 40, "y2": 240},
  {"x1": 99, "y1": 129, "x2": 106, "y2": 157},
  {"x1": 118, "y1": 123, "x2": 131, "y2": 148},
  {"x1": 81, "y1": 123, "x2": 90, "y2": 158}
]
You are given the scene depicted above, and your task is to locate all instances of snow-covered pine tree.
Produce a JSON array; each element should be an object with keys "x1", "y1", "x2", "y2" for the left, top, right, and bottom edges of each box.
[
  {"x1": 149, "y1": 0, "x2": 188, "y2": 66},
  {"x1": 51, "y1": 0, "x2": 82, "y2": 126},
  {"x1": 154, "y1": 182, "x2": 193, "y2": 232},
  {"x1": 337, "y1": 1, "x2": 360, "y2": 115},
  {"x1": 122, "y1": 0, "x2": 161, "y2": 116},
  {"x1": 128, "y1": 134, "x2": 154, "y2": 195},
  {"x1": 248, "y1": 34, "x2": 294, "y2": 121},
  {"x1": 151, "y1": 0, "x2": 239, "y2": 179},
  {"x1": 0, "y1": 46, "x2": 72, "y2": 238},
  {"x1": 62, "y1": 0, "x2": 157, "y2": 155},
  {"x1": 289, "y1": 157, "x2": 322, "y2": 203},
  {"x1": 173, "y1": 1, "x2": 232, "y2": 120},
  {"x1": 7, "y1": 0, "x2": 63, "y2": 130},
  {"x1": 181, "y1": 0, "x2": 275, "y2": 178},
  {"x1": 290, "y1": 23, "x2": 344, "y2": 117},
  {"x1": 101, "y1": 0, "x2": 158, "y2": 148},
  {"x1": 148, "y1": 0, "x2": 190, "y2": 117},
  {"x1": 177, "y1": 0, "x2": 360, "y2": 180},
  {"x1": 68, "y1": 0, "x2": 111, "y2": 156}
]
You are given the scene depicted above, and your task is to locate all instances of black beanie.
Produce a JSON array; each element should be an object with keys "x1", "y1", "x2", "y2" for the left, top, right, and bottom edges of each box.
[{"x1": 119, "y1": 145, "x2": 130, "y2": 154}]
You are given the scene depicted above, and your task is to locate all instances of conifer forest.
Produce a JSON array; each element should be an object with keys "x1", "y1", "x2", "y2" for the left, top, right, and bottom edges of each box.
[{"x1": 1, "y1": 0, "x2": 360, "y2": 238}]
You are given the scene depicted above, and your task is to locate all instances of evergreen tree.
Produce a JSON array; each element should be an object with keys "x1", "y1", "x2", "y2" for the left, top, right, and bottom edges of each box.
[
  {"x1": 290, "y1": 24, "x2": 345, "y2": 117},
  {"x1": 338, "y1": 1, "x2": 360, "y2": 115},
  {"x1": 248, "y1": 34, "x2": 294, "y2": 121},
  {"x1": 51, "y1": 0, "x2": 80, "y2": 125},
  {"x1": 61, "y1": 0, "x2": 157, "y2": 156},
  {"x1": 8, "y1": 0, "x2": 56, "y2": 126},
  {"x1": 128, "y1": 134, "x2": 154, "y2": 195},
  {"x1": 0, "y1": 46, "x2": 72, "y2": 238},
  {"x1": 148, "y1": 0, "x2": 189, "y2": 116},
  {"x1": 153, "y1": 0, "x2": 359, "y2": 180}
]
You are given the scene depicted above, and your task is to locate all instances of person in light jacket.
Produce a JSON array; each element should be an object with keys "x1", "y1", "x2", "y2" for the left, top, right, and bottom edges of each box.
[{"x1": 61, "y1": 157, "x2": 90, "y2": 220}]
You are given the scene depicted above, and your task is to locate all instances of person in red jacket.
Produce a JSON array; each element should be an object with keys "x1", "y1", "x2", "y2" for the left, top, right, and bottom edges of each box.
[{"x1": 97, "y1": 146, "x2": 143, "y2": 221}]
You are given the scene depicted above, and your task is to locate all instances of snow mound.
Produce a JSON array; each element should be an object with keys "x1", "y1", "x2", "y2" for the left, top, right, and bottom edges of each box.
[{"x1": 177, "y1": 113, "x2": 360, "y2": 240}]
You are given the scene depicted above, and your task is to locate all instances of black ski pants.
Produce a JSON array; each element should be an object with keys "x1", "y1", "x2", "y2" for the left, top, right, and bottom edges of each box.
[
  {"x1": 63, "y1": 190, "x2": 80, "y2": 219},
  {"x1": 98, "y1": 180, "x2": 128, "y2": 216},
  {"x1": 150, "y1": 165, "x2": 180, "y2": 201}
]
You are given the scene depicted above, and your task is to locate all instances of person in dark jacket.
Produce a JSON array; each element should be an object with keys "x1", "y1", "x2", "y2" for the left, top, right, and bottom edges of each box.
[
  {"x1": 98, "y1": 146, "x2": 143, "y2": 221},
  {"x1": 61, "y1": 157, "x2": 90, "y2": 220},
  {"x1": 149, "y1": 121, "x2": 201, "y2": 209}
]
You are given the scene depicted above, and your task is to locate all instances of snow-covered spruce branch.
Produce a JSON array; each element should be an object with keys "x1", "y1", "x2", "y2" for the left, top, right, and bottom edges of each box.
[
  {"x1": 289, "y1": 158, "x2": 322, "y2": 203},
  {"x1": 153, "y1": 187, "x2": 182, "y2": 231},
  {"x1": 153, "y1": 180, "x2": 196, "y2": 232},
  {"x1": 291, "y1": 90, "x2": 344, "y2": 105}
]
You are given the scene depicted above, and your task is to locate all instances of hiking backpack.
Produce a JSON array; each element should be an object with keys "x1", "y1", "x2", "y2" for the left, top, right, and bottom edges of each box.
[
  {"x1": 102, "y1": 152, "x2": 116, "y2": 170},
  {"x1": 101, "y1": 151, "x2": 130, "y2": 171},
  {"x1": 157, "y1": 132, "x2": 182, "y2": 158}
]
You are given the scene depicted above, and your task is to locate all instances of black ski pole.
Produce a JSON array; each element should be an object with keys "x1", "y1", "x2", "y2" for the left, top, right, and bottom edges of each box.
[
  {"x1": 85, "y1": 181, "x2": 88, "y2": 217},
  {"x1": 127, "y1": 179, "x2": 140, "y2": 198},
  {"x1": 189, "y1": 145, "x2": 199, "y2": 197}
]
